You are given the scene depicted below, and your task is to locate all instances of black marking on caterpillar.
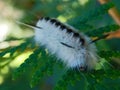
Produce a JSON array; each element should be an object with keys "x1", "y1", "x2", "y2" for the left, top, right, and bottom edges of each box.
[{"x1": 60, "y1": 42, "x2": 74, "y2": 49}]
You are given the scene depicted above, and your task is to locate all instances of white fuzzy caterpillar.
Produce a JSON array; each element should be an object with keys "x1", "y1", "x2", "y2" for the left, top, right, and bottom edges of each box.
[{"x1": 18, "y1": 17, "x2": 99, "y2": 70}]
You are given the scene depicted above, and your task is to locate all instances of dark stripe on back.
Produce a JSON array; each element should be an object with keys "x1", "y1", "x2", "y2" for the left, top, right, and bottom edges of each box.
[
  {"x1": 50, "y1": 19, "x2": 57, "y2": 24},
  {"x1": 44, "y1": 17, "x2": 50, "y2": 21},
  {"x1": 41, "y1": 17, "x2": 85, "y2": 45}
]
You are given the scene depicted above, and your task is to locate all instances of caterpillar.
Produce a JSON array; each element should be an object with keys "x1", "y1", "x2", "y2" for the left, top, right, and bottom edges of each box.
[{"x1": 17, "y1": 17, "x2": 100, "y2": 71}]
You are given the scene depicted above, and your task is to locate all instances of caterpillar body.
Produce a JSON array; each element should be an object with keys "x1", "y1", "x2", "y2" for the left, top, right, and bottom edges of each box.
[
  {"x1": 18, "y1": 17, "x2": 99, "y2": 70},
  {"x1": 34, "y1": 17, "x2": 99, "y2": 70}
]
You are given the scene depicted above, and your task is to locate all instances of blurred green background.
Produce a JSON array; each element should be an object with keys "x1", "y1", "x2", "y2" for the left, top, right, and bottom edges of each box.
[{"x1": 0, "y1": 0, "x2": 120, "y2": 90}]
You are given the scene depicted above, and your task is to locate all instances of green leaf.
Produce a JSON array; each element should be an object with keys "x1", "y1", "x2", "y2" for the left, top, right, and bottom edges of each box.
[{"x1": 86, "y1": 24, "x2": 120, "y2": 37}]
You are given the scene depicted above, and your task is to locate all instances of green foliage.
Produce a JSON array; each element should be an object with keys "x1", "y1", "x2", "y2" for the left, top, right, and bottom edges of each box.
[
  {"x1": 86, "y1": 24, "x2": 120, "y2": 37},
  {"x1": 13, "y1": 48, "x2": 41, "y2": 80},
  {"x1": 68, "y1": 1, "x2": 114, "y2": 30},
  {"x1": 54, "y1": 69, "x2": 120, "y2": 90},
  {"x1": 30, "y1": 51, "x2": 56, "y2": 87},
  {"x1": 54, "y1": 70, "x2": 82, "y2": 90},
  {"x1": 99, "y1": 50, "x2": 120, "y2": 60},
  {"x1": 1, "y1": 0, "x2": 120, "y2": 90}
]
